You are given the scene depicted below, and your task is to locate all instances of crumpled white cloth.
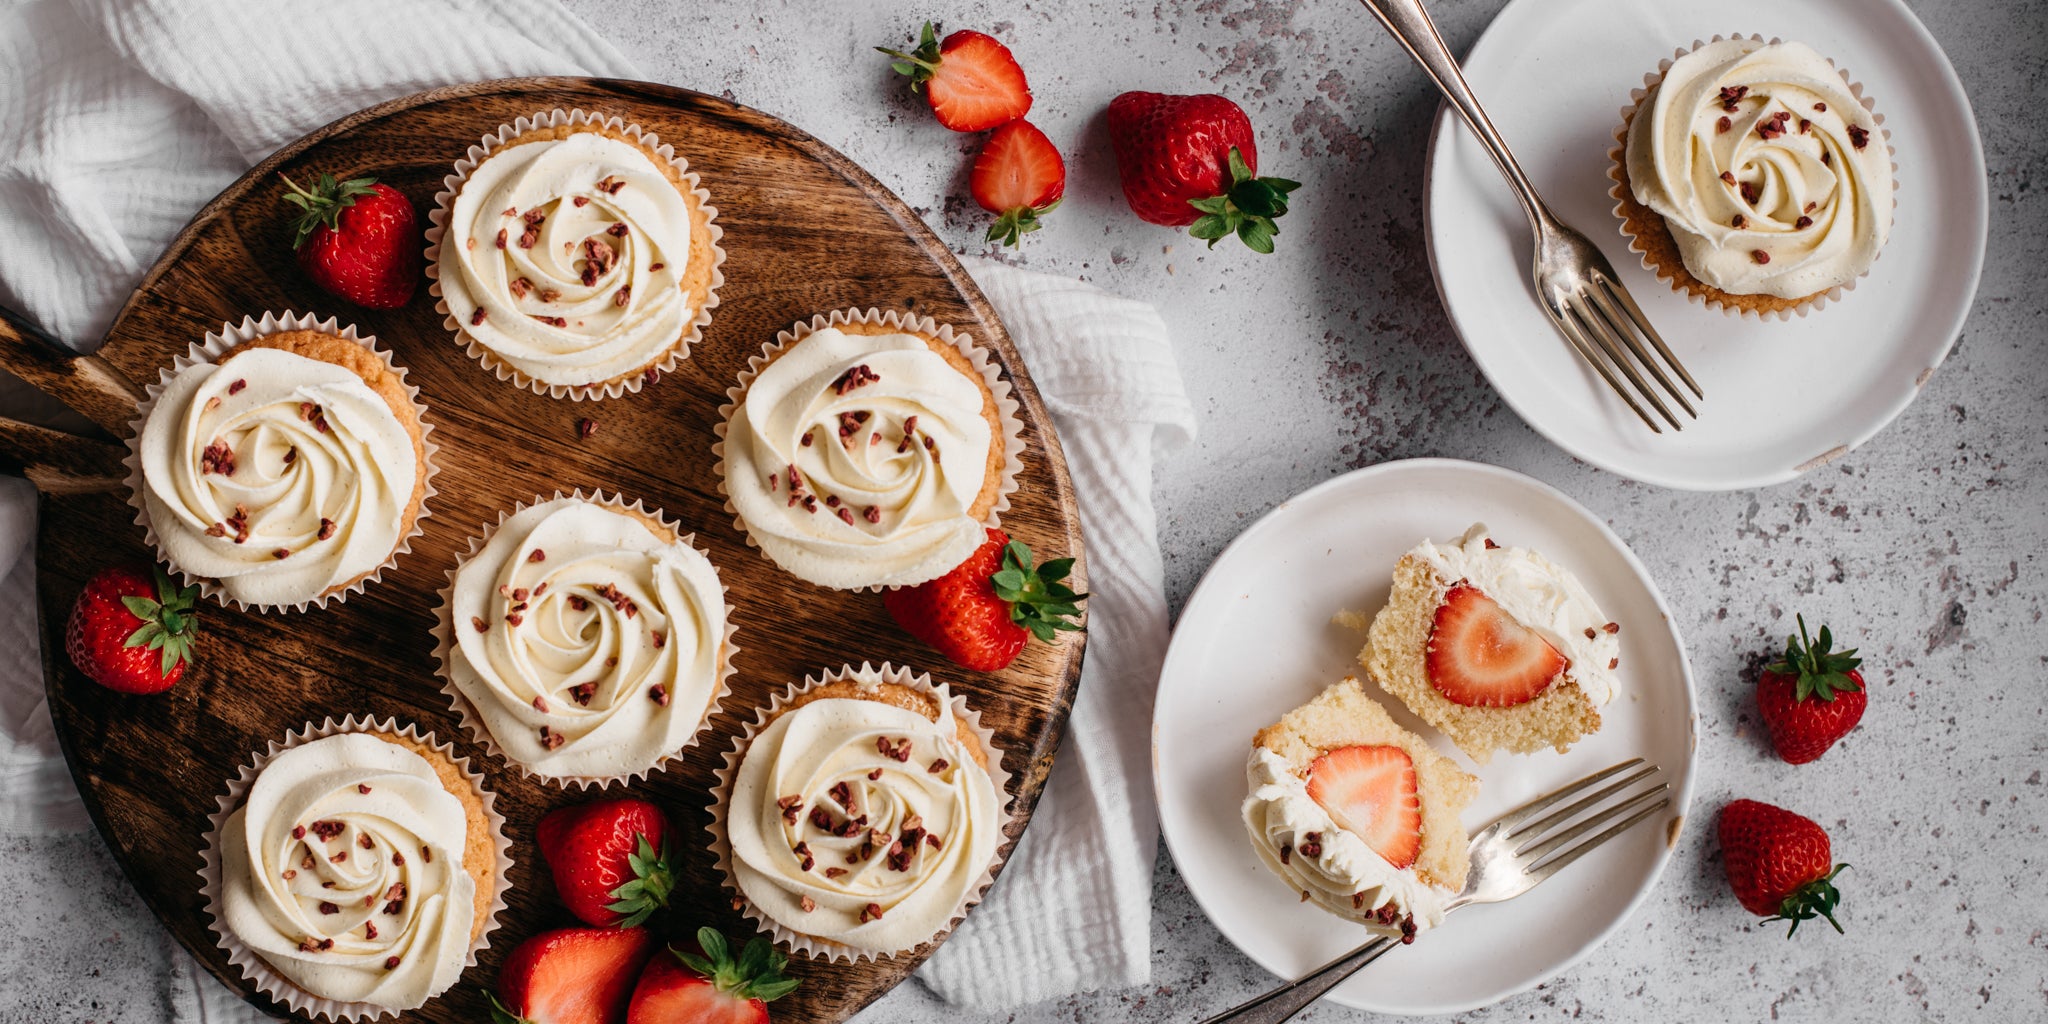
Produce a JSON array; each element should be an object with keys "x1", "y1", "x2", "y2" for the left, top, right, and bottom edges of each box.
[{"x1": 0, "y1": 1, "x2": 1195, "y2": 1018}]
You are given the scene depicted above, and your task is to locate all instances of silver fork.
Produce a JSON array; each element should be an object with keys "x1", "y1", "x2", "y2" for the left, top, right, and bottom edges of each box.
[
  {"x1": 1197, "y1": 758, "x2": 1672, "y2": 1024},
  {"x1": 1358, "y1": 0, "x2": 1702, "y2": 432}
]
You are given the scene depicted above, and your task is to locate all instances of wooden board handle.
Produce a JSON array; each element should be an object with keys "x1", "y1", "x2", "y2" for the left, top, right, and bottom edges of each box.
[
  {"x1": 0, "y1": 415, "x2": 127, "y2": 494},
  {"x1": 0, "y1": 306, "x2": 145, "y2": 436}
]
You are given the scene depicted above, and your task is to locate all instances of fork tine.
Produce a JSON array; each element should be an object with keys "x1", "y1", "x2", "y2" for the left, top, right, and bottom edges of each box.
[
  {"x1": 1523, "y1": 794, "x2": 1674, "y2": 884},
  {"x1": 1546, "y1": 305, "x2": 1661, "y2": 433},
  {"x1": 1566, "y1": 292, "x2": 1683, "y2": 431},
  {"x1": 1597, "y1": 272, "x2": 1702, "y2": 399},
  {"x1": 1488, "y1": 758, "x2": 1646, "y2": 833},
  {"x1": 1514, "y1": 783, "x2": 1669, "y2": 864},
  {"x1": 1505, "y1": 762, "x2": 1662, "y2": 844},
  {"x1": 1582, "y1": 281, "x2": 1696, "y2": 418}
]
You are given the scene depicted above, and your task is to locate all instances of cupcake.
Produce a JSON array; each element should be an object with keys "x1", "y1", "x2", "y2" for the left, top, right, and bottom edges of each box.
[
  {"x1": 430, "y1": 109, "x2": 722, "y2": 398},
  {"x1": 1244, "y1": 677, "x2": 1478, "y2": 940},
  {"x1": 1612, "y1": 36, "x2": 1894, "y2": 318},
  {"x1": 436, "y1": 494, "x2": 734, "y2": 787},
  {"x1": 713, "y1": 663, "x2": 1009, "y2": 960},
  {"x1": 716, "y1": 309, "x2": 1022, "y2": 590},
  {"x1": 129, "y1": 314, "x2": 431, "y2": 611},
  {"x1": 205, "y1": 723, "x2": 506, "y2": 1016},
  {"x1": 1361, "y1": 524, "x2": 1618, "y2": 762}
]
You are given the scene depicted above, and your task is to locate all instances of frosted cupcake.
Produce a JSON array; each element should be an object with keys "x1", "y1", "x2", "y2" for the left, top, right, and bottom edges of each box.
[
  {"x1": 713, "y1": 663, "x2": 1008, "y2": 959},
  {"x1": 1612, "y1": 36, "x2": 1894, "y2": 317},
  {"x1": 716, "y1": 309, "x2": 1022, "y2": 590},
  {"x1": 437, "y1": 494, "x2": 734, "y2": 786},
  {"x1": 130, "y1": 317, "x2": 430, "y2": 610},
  {"x1": 431, "y1": 109, "x2": 722, "y2": 398}
]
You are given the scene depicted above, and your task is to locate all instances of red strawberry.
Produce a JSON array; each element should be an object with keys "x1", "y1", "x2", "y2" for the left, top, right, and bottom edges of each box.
[
  {"x1": 627, "y1": 928, "x2": 800, "y2": 1024},
  {"x1": 883, "y1": 527, "x2": 1084, "y2": 672},
  {"x1": 1106, "y1": 91, "x2": 1300, "y2": 252},
  {"x1": 1756, "y1": 615, "x2": 1865, "y2": 764},
  {"x1": 969, "y1": 120, "x2": 1065, "y2": 247},
  {"x1": 282, "y1": 173, "x2": 420, "y2": 309},
  {"x1": 1424, "y1": 585, "x2": 1567, "y2": 707},
  {"x1": 1304, "y1": 745, "x2": 1421, "y2": 869},
  {"x1": 877, "y1": 23, "x2": 1032, "y2": 132},
  {"x1": 1717, "y1": 799, "x2": 1848, "y2": 937},
  {"x1": 64, "y1": 565, "x2": 199, "y2": 694},
  {"x1": 493, "y1": 926, "x2": 655, "y2": 1024},
  {"x1": 535, "y1": 798, "x2": 675, "y2": 928}
]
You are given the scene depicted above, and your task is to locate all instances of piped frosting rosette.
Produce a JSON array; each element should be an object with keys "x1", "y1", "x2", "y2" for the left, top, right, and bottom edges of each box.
[
  {"x1": 1610, "y1": 35, "x2": 1896, "y2": 318},
  {"x1": 124, "y1": 311, "x2": 437, "y2": 612},
  {"x1": 433, "y1": 492, "x2": 737, "y2": 788},
  {"x1": 713, "y1": 308, "x2": 1024, "y2": 591},
  {"x1": 710, "y1": 662, "x2": 1012, "y2": 961},
  {"x1": 426, "y1": 108, "x2": 724, "y2": 399},
  {"x1": 199, "y1": 716, "x2": 511, "y2": 1020}
]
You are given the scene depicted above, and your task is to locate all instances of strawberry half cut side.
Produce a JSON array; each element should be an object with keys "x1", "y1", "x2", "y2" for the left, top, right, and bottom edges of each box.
[
  {"x1": 1424, "y1": 584, "x2": 1567, "y2": 708},
  {"x1": 1304, "y1": 745, "x2": 1422, "y2": 870}
]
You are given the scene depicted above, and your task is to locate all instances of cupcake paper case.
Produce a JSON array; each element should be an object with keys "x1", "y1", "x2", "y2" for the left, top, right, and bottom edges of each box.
[
  {"x1": 1609, "y1": 35, "x2": 1897, "y2": 320},
  {"x1": 709, "y1": 662, "x2": 1013, "y2": 962},
  {"x1": 426, "y1": 107, "x2": 725, "y2": 400},
  {"x1": 124, "y1": 311, "x2": 438, "y2": 613},
  {"x1": 198, "y1": 716, "x2": 512, "y2": 1021}
]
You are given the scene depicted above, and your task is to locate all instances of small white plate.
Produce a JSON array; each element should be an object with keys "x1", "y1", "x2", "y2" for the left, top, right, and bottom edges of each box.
[
  {"x1": 1424, "y1": 0, "x2": 1986, "y2": 491},
  {"x1": 1153, "y1": 459, "x2": 1698, "y2": 1016}
]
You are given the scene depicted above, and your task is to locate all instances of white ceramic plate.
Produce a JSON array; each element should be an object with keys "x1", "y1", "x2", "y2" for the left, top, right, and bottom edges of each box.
[
  {"x1": 1423, "y1": 0, "x2": 1986, "y2": 491},
  {"x1": 1153, "y1": 459, "x2": 1697, "y2": 1015}
]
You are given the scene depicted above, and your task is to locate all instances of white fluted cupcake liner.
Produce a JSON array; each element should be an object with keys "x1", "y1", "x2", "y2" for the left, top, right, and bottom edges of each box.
[
  {"x1": 430, "y1": 489, "x2": 739, "y2": 790},
  {"x1": 1607, "y1": 34, "x2": 1898, "y2": 321},
  {"x1": 123, "y1": 311, "x2": 440, "y2": 613},
  {"x1": 707, "y1": 661, "x2": 1013, "y2": 963},
  {"x1": 711, "y1": 307, "x2": 1027, "y2": 592},
  {"x1": 197, "y1": 715, "x2": 513, "y2": 1022},
  {"x1": 425, "y1": 107, "x2": 726, "y2": 400}
]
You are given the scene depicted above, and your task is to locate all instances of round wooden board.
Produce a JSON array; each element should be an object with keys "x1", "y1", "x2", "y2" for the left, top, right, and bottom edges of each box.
[{"x1": 15, "y1": 78, "x2": 1085, "y2": 1023}]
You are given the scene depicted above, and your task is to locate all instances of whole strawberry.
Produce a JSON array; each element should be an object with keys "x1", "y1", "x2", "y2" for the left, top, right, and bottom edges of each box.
[
  {"x1": 282, "y1": 173, "x2": 420, "y2": 309},
  {"x1": 971, "y1": 119, "x2": 1065, "y2": 247},
  {"x1": 1756, "y1": 615, "x2": 1865, "y2": 764},
  {"x1": 1107, "y1": 91, "x2": 1300, "y2": 252},
  {"x1": 883, "y1": 528, "x2": 1084, "y2": 672},
  {"x1": 878, "y1": 22, "x2": 1033, "y2": 132},
  {"x1": 65, "y1": 565, "x2": 199, "y2": 694},
  {"x1": 1718, "y1": 799, "x2": 1847, "y2": 937},
  {"x1": 627, "y1": 927, "x2": 800, "y2": 1024},
  {"x1": 536, "y1": 798, "x2": 676, "y2": 928}
]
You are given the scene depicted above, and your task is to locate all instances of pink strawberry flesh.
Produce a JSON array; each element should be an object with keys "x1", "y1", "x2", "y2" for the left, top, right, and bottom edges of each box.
[
  {"x1": 1304, "y1": 745, "x2": 1421, "y2": 869},
  {"x1": 1424, "y1": 584, "x2": 1566, "y2": 708}
]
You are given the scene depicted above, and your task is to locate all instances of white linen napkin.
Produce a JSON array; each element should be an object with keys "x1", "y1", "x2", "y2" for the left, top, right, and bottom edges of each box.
[{"x1": 0, "y1": 1, "x2": 1194, "y2": 1016}]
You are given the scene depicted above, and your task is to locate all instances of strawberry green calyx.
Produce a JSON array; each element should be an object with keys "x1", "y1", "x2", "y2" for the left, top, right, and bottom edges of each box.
[
  {"x1": 488, "y1": 993, "x2": 535, "y2": 1024},
  {"x1": 986, "y1": 197, "x2": 1062, "y2": 248},
  {"x1": 1187, "y1": 147, "x2": 1301, "y2": 254},
  {"x1": 1767, "y1": 615, "x2": 1863, "y2": 702},
  {"x1": 673, "y1": 926, "x2": 801, "y2": 1003},
  {"x1": 989, "y1": 540, "x2": 1085, "y2": 642},
  {"x1": 1768, "y1": 862, "x2": 1848, "y2": 937},
  {"x1": 122, "y1": 568, "x2": 200, "y2": 677},
  {"x1": 602, "y1": 834, "x2": 675, "y2": 928},
  {"x1": 280, "y1": 172, "x2": 381, "y2": 250},
  {"x1": 876, "y1": 21, "x2": 943, "y2": 89}
]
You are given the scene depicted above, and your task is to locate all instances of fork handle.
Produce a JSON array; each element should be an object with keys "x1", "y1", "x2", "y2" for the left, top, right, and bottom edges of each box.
[
  {"x1": 1354, "y1": 0, "x2": 1550, "y2": 232},
  {"x1": 1194, "y1": 936, "x2": 1399, "y2": 1024}
]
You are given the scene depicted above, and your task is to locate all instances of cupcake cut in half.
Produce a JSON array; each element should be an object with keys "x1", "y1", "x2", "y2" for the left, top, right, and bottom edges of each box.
[
  {"x1": 1363, "y1": 524, "x2": 1620, "y2": 762},
  {"x1": 1243, "y1": 677, "x2": 1477, "y2": 939}
]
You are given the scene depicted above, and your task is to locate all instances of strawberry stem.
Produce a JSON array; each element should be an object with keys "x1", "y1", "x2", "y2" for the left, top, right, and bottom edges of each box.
[
  {"x1": 602, "y1": 834, "x2": 675, "y2": 928},
  {"x1": 121, "y1": 567, "x2": 199, "y2": 677},
  {"x1": 985, "y1": 197, "x2": 1062, "y2": 248},
  {"x1": 989, "y1": 540, "x2": 1085, "y2": 643},
  {"x1": 1186, "y1": 147, "x2": 1301, "y2": 254},
  {"x1": 672, "y1": 927, "x2": 801, "y2": 1002},
  {"x1": 875, "y1": 22, "x2": 943, "y2": 89},
  {"x1": 280, "y1": 172, "x2": 381, "y2": 250},
  {"x1": 1767, "y1": 614, "x2": 1863, "y2": 702},
  {"x1": 1768, "y1": 863, "x2": 1848, "y2": 937}
]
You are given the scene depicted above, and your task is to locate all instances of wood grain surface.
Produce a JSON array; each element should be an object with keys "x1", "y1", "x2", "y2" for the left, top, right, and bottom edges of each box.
[{"x1": 14, "y1": 78, "x2": 1086, "y2": 1024}]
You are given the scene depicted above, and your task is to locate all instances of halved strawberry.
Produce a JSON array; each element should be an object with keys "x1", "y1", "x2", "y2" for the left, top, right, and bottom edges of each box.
[
  {"x1": 492, "y1": 926, "x2": 654, "y2": 1024},
  {"x1": 877, "y1": 23, "x2": 1032, "y2": 132},
  {"x1": 1424, "y1": 585, "x2": 1566, "y2": 708},
  {"x1": 627, "y1": 927, "x2": 800, "y2": 1024},
  {"x1": 969, "y1": 120, "x2": 1065, "y2": 246},
  {"x1": 1304, "y1": 745, "x2": 1421, "y2": 869}
]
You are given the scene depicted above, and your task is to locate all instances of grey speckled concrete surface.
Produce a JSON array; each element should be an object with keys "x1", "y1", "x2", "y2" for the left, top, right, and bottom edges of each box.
[{"x1": 16, "y1": 0, "x2": 2048, "y2": 1021}]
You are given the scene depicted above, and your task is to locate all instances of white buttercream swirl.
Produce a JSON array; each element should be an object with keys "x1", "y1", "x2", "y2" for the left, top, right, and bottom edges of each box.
[
  {"x1": 139, "y1": 346, "x2": 418, "y2": 608},
  {"x1": 448, "y1": 498, "x2": 728, "y2": 781},
  {"x1": 1242, "y1": 747, "x2": 1450, "y2": 934},
  {"x1": 1412, "y1": 523, "x2": 1621, "y2": 705},
  {"x1": 219, "y1": 733, "x2": 474, "y2": 1010},
  {"x1": 725, "y1": 327, "x2": 994, "y2": 589},
  {"x1": 1626, "y1": 38, "x2": 1893, "y2": 298},
  {"x1": 439, "y1": 131, "x2": 696, "y2": 387},
  {"x1": 728, "y1": 690, "x2": 1001, "y2": 953}
]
